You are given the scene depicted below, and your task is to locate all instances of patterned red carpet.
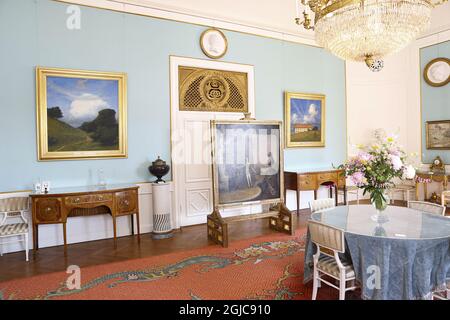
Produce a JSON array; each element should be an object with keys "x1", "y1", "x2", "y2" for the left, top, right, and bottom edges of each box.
[{"x1": 0, "y1": 228, "x2": 344, "y2": 300}]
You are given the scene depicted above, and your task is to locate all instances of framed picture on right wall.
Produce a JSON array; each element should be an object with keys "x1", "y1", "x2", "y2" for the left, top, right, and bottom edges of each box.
[
  {"x1": 426, "y1": 120, "x2": 450, "y2": 149},
  {"x1": 284, "y1": 92, "x2": 325, "y2": 148}
]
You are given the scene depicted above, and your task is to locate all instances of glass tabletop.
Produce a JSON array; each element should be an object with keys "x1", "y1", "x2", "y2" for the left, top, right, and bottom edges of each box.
[{"x1": 311, "y1": 205, "x2": 450, "y2": 240}]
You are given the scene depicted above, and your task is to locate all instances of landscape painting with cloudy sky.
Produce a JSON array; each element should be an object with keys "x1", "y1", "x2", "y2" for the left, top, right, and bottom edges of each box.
[
  {"x1": 289, "y1": 97, "x2": 323, "y2": 143},
  {"x1": 46, "y1": 76, "x2": 119, "y2": 152}
]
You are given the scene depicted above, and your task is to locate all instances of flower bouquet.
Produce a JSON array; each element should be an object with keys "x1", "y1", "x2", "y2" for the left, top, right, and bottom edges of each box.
[{"x1": 339, "y1": 130, "x2": 416, "y2": 221}]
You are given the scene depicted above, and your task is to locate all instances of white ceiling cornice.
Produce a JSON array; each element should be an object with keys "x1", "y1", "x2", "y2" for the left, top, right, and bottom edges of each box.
[{"x1": 54, "y1": 0, "x2": 319, "y2": 46}]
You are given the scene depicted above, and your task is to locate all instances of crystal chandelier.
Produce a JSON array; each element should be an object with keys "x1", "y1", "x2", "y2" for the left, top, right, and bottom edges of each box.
[{"x1": 295, "y1": 0, "x2": 448, "y2": 71}]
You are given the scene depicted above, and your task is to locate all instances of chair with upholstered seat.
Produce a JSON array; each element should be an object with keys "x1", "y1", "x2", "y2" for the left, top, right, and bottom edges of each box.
[
  {"x1": 407, "y1": 200, "x2": 445, "y2": 216},
  {"x1": 309, "y1": 198, "x2": 335, "y2": 214},
  {"x1": 0, "y1": 197, "x2": 30, "y2": 261},
  {"x1": 308, "y1": 220, "x2": 357, "y2": 300}
]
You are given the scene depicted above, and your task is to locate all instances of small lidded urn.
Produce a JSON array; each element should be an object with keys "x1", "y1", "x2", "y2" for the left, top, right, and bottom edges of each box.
[{"x1": 148, "y1": 156, "x2": 170, "y2": 183}]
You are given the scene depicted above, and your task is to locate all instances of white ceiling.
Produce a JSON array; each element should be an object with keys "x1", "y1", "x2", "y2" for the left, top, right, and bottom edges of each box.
[
  {"x1": 126, "y1": 0, "x2": 314, "y2": 38},
  {"x1": 126, "y1": 0, "x2": 450, "y2": 38}
]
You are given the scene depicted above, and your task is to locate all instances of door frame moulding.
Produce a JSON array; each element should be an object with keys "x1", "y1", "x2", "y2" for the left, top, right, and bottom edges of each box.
[
  {"x1": 53, "y1": 0, "x2": 317, "y2": 46},
  {"x1": 408, "y1": 29, "x2": 450, "y2": 165},
  {"x1": 169, "y1": 56, "x2": 255, "y2": 228}
]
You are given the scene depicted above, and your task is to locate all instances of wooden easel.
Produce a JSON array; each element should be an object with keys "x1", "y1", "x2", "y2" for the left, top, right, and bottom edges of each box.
[{"x1": 207, "y1": 202, "x2": 295, "y2": 247}]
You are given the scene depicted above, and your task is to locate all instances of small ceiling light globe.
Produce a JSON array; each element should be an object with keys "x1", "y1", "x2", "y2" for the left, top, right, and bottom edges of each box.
[{"x1": 365, "y1": 56, "x2": 384, "y2": 72}]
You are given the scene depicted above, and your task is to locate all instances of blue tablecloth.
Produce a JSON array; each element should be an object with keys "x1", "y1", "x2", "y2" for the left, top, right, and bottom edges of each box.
[{"x1": 304, "y1": 229, "x2": 450, "y2": 300}]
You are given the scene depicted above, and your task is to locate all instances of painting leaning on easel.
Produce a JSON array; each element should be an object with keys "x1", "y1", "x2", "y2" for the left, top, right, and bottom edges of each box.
[
  {"x1": 211, "y1": 120, "x2": 282, "y2": 208},
  {"x1": 208, "y1": 119, "x2": 294, "y2": 248}
]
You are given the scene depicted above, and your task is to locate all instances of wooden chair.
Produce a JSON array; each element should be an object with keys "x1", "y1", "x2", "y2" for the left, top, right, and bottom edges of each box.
[
  {"x1": 407, "y1": 200, "x2": 446, "y2": 216},
  {"x1": 0, "y1": 197, "x2": 30, "y2": 261},
  {"x1": 389, "y1": 184, "x2": 415, "y2": 205},
  {"x1": 309, "y1": 198, "x2": 335, "y2": 214},
  {"x1": 308, "y1": 220, "x2": 357, "y2": 300},
  {"x1": 337, "y1": 185, "x2": 360, "y2": 205}
]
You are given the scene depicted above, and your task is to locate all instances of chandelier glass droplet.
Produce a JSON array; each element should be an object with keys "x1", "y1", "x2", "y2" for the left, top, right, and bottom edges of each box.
[{"x1": 295, "y1": 0, "x2": 445, "y2": 70}]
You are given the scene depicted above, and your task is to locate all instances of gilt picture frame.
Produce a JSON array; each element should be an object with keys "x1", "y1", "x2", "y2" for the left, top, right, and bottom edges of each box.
[
  {"x1": 36, "y1": 67, "x2": 127, "y2": 160},
  {"x1": 426, "y1": 120, "x2": 450, "y2": 150},
  {"x1": 284, "y1": 92, "x2": 325, "y2": 148},
  {"x1": 210, "y1": 120, "x2": 284, "y2": 209}
]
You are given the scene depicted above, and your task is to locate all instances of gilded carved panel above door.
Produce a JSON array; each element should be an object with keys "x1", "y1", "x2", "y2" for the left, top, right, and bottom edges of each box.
[{"x1": 178, "y1": 66, "x2": 248, "y2": 113}]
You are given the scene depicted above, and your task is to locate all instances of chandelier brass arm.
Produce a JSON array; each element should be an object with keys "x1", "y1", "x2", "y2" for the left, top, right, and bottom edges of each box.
[{"x1": 295, "y1": 0, "x2": 448, "y2": 31}]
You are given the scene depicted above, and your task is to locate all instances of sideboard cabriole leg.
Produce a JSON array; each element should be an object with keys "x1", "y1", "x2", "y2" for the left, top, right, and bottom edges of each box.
[
  {"x1": 334, "y1": 186, "x2": 338, "y2": 206},
  {"x1": 130, "y1": 215, "x2": 135, "y2": 235},
  {"x1": 296, "y1": 189, "x2": 300, "y2": 214},
  {"x1": 136, "y1": 212, "x2": 141, "y2": 243},
  {"x1": 33, "y1": 224, "x2": 39, "y2": 252},
  {"x1": 112, "y1": 216, "x2": 117, "y2": 249},
  {"x1": 63, "y1": 222, "x2": 67, "y2": 254}
]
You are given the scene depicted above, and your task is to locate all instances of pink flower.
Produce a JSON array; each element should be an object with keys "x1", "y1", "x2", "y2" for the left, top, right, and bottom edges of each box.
[
  {"x1": 389, "y1": 149, "x2": 401, "y2": 156},
  {"x1": 358, "y1": 152, "x2": 373, "y2": 162},
  {"x1": 350, "y1": 171, "x2": 365, "y2": 186}
]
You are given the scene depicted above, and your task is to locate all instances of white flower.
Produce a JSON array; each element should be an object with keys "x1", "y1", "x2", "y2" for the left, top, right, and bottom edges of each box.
[
  {"x1": 389, "y1": 155, "x2": 403, "y2": 171},
  {"x1": 404, "y1": 165, "x2": 416, "y2": 180}
]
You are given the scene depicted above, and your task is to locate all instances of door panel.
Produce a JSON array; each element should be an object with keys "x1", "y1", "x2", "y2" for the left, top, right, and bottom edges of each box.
[{"x1": 175, "y1": 112, "x2": 240, "y2": 226}]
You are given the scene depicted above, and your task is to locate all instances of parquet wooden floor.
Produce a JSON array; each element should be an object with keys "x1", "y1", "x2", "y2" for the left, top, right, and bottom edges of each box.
[
  {"x1": 0, "y1": 210, "x2": 312, "y2": 282},
  {"x1": 1, "y1": 200, "x2": 446, "y2": 283}
]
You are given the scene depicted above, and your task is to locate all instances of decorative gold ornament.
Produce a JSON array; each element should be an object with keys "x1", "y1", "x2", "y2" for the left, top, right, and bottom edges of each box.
[
  {"x1": 178, "y1": 66, "x2": 248, "y2": 113},
  {"x1": 423, "y1": 57, "x2": 450, "y2": 87},
  {"x1": 295, "y1": 0, "x2": 448, "y2": 71},
  {"x1": 430, "y1": 156, "x2": 445, "y2": 173}
]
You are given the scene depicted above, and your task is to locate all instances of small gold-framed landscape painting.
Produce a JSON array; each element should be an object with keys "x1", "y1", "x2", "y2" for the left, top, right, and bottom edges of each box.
[
  {"x1": 284, "y1": 92, "x2": 325, "y2": 148},
  {"x1": 36, "y1": 67, "x2": 127, "y2": 160},
  {"x1": 426, "y1": 120, "x2": 450, "y2": 149}
]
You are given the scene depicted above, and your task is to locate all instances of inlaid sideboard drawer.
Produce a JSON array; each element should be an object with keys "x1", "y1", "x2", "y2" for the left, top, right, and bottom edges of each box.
[
  {"x1": 34, "y1": 198, "x2": 62, "y2": 223},
  {"x1": 297, "y1": 174, "x2": 317, "y2": 190},
  {"x1": 65, "y1": 193, "x2": 113, "y2": 205},
  {"x1": 115, "y1": 189, "x2": 138, "y2": 215},
  {"x1": 317, "y1": 172, "x2": 338, "y2": 184},
  {"x1": 65, "y1": 195, "x2": 92, "y2": 205}
]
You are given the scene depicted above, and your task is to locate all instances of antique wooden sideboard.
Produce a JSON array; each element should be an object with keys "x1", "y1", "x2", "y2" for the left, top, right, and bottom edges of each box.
[
  {"x1": 284, "y1": 168, "x2": 345, "y2": 213},
  {"x1": 30, "y1": 184, "x2": 140, "y2": 252}
]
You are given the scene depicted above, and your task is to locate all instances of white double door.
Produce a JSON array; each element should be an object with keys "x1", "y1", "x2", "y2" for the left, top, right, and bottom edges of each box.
[{"x1": 173, "y1": 111, "x2": 242, "y2": 227}]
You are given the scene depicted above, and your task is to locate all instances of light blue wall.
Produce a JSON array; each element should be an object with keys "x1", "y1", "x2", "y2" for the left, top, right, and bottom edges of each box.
[
  {"x1": 0, "y1": 0, "x2": 346, "y2": 192},
  {"x1": 420, "y1": 40, "x2": 450, "y2": 163}
]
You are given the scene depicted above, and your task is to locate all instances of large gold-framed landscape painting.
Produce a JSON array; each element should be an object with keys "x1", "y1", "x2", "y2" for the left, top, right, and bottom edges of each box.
[
  {"x1": 284, "y1": 92, "x2": 325, "y2": 148},
  {"x1": 36, "y1": 67, "x2": 127, "y2": 160}
]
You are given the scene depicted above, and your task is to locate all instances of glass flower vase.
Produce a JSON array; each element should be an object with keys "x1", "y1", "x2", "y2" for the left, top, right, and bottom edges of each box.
[{"x1": 370, "y1": 189, "x2": 390, "y2": 223}]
